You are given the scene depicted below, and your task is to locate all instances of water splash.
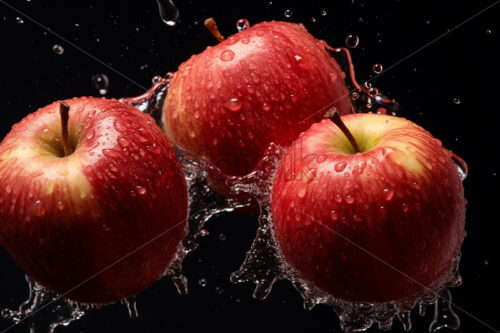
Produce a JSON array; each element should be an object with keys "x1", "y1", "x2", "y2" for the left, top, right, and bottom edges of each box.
[
  {"x1": 1, "y1": 276, "x2": 86, "y2": 333},
  {"x1": 226, "y1": 141, "x2": 464, "y2": 332},
  {"x1": 156, "y1": 0, "x2": 179, "y2": 26},
  {"x1": 429, "y1": 290, "x2": 460, "y2": 332}
]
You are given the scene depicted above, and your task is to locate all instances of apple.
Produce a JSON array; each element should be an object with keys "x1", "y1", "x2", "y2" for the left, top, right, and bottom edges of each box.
[
  {"x1": 162, "y1": 20, "x2": 352, "y2": 182},
  {"x1": 0, "y1": 97, "x2": 188, "y2": 304},
  {"x1": 271, "y1": 110, "x2": 466, "y2": 302}
]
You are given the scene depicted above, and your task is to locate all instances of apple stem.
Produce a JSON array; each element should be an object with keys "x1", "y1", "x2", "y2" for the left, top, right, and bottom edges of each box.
[
  {"x1": 204, "y1": 17, "x2": 225, "y2": 43},
  {"x1": 324, "y1": 108, "x2": 361, "y2": 153},
  {"x1": 59, "y1": 101, "x2": 72, "y2": 157}
]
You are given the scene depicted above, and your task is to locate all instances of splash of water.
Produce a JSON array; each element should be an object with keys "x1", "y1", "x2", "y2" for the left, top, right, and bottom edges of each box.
[{"x1": 1, "y1": 276, "x2": 86, "y2": 333}]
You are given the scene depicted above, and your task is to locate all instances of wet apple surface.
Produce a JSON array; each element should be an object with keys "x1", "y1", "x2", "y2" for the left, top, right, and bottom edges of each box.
[
  {"x1": 271, "y1": 114, "x2": 466, "y2": 302},
  {"x1": 0, "y1": 1, "x2": 498, "y2": 333},
  {"x1": 0, "y1": 97, "x2": 188, "y2": 303},
  {"x1": 162, "y1": 21, "x2": 352, "y2": 177}
]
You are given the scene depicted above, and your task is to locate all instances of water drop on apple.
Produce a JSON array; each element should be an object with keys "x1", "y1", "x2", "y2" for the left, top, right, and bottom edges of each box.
[
  {"x1": 224, "y1": 98, "x2": 242, "y2": 112},
  {"x1": 220, "y1": 49, "x2": 235, "y2": 62}
]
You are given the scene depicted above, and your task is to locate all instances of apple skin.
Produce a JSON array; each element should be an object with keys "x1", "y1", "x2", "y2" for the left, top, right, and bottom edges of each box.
[
  {"x1": 0, "y1": 97, "x2": 187, "y2": 304},
  {"x1": 271, "y1": 114, "x2": 466, "y2": 303},
  {"x1": 162, "y1": 21, "x2": 351, "y2": 178}
]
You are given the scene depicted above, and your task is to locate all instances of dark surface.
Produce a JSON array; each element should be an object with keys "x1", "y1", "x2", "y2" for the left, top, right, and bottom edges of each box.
[{"x1": 0, "y1": 0, "x2": 499, "y2": 332}]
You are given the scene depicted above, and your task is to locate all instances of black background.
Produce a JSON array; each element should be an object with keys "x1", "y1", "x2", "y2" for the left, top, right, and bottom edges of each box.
[{"x1": 0, "y1": 0, "x2": 499, "y2": 332}]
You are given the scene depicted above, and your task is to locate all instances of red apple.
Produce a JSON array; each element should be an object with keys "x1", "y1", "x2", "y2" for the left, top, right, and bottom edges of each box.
[
  {"x1": 271, "y1": 112, "x2": 466, "y2": 302},
  {"x1": 0, "y1": 97, "x2": 188, "y2": 304},
  {"x1": 162, "y1": 20, "x2": 351, "y2": 179}
]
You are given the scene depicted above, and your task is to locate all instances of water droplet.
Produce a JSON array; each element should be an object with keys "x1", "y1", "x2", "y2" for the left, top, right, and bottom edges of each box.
[
  {"x1": 236, "y1": 18, "x2": 250, "y2": 32},
  {"x1": 373, "y1": 63, "x2": 383, "y2": 74},
  {"x1": 334, "y1": 162, "x2": 347, "y2": 172},
  {"x1": 345, "y1": 195, "x2": 355, "y2": 204},
  {"x1": 220, "y1": 49, "x2": 235, "y2": 62},
  {"x1": 212, "y1": 137, "x2": 218, "y2": 146},
  {"x1": 34, "y1": 200, "x2": 46, "y2": 217},
  {"x1": 219, "y1": 233, "x2": 226, "y2": 241},
  {"x1": 316, "y1": 155, "x2": 327, "y2": 163},
  {"x1": 91, "y1": 73, "x2": 109, "y2": 96},
  {"x1": 224, "y1": 98, "x2": 242, "y2": 112},
  {"x1": 198, "y1": 278, "x2": 207, "y2": 287},
  {"x1": 102, "y1": 149, "x2": 122, "y2": 160},
  {"x1": 321, "y1": 9, "x2": 327, "y2": 16},
  {"x1": 284, "y1": 9, "x2": 293, "y2": 17},
  {"x1": 330, "y1": 211, "x2": 338, "y2": 221},
  {"x1": 118, "y1": 136, "x2": 130, "y2": 148},
  {"x1": 56, "y1": 201, "x2": 65, "y2": 210},
  {"x1": 136, "y1": 186, "x2": 147, "y2": 195},
  {"x1": 156, "y1": 0, "x2": 179, "y2": 26},
  {"x1": 383, "y1": 188, "x2": 395, "y2": 201},
  {"x1": 453, "y1": 98, "x2": 460, "y2": 104},
  {"x1": 351, "y1": 91, "x2": 360, "y2": 101},
  {"x1": 401, "y1": 203, "x2": 408, "y2": 213},
  {"x1": 485, "y1": 29, "x2": 492, "y2": 35},
  {"x1": 86, "y1": 129, "x2": 95, "y2": 140},
  {"x1": 52, "y1": 44, "x2": 64, "y2": 55},
  {"x1": 16, "y1": 17, "x2": 24, "y2": 24},
  {"x1": 311, "y1": 17, "x2": 316, "y2": 23},
  {"x1": 345, "y1": 34, "x2": 359, "y2": 48}
]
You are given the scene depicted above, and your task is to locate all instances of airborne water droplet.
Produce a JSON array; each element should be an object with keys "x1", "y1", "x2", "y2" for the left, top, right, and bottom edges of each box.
[
  {"x1": 52, "y1": 44, "x2": 64, "y2": 55},
  {"x1": 91, "y1": 73, "x2": 109, "y2": 96},
  {"x1": 373, "y1": 63, "x2": 383, "y2": 74},
  {"x1": 236, "y1": 18, "x2": 250, "y2": 32},
  {"x1": 321, "y1": 9, "x2": 327, "y2": 16},
  {"x1": 284, "y1": 9, "x2": 293, "y2": 17},
  {"x1": 452, "y1": 98, "x2": 460, "y2": 104},
  {"x1": 156, "y1": 0, "x2": 179, "y2": 26},
  {"x1": 198, "y1": 278, "x2": 207, "y2": 287},
  {"x1": 345, "y1": 34, "x2": 359, "y2": 48},
  {"x1": 16, "y1": 17, "x2": 24, "y2": 24},
  {"x1": 383, "y1": 188, "x2": 395, "y2": 201}
]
